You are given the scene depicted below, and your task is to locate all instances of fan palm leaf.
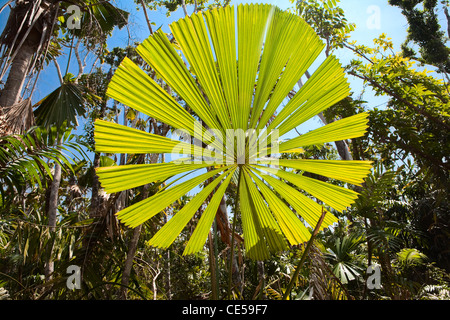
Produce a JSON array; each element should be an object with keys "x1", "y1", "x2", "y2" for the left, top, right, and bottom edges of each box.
[
  {"x1": 33, "y1": 82, "x2": 88, "y2": 129},
  {"x1": 94, "y1": 4, "x2": 372, "y2": 260}
]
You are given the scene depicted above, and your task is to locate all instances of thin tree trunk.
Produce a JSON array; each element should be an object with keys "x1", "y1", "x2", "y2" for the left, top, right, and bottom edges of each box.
[
  {"x1": 208, "y1": 230, "x2": 219, "y2": 300},
  {"x1": 181, "y1": 0, "x2": 189, "y2": 16},
  {"x1": 163, "y1": 212, "x2": 171, "y2": 299},
  {"x1": 89, "y1": 152, "x2": 102, "y2": 218},
  {"x1": 44, "y1": 136, "x2": 62, "y2": 281},
  {"x1": 47, "y1": 162, "x2": 61, "y2": 231},
  {"x1": 152, "y1": 265, "x2": 161, "y2": 300},
  {"x1": 256, "y1": 261, "x2": 266, "y2": 299},
  {"x1": 139, "y1": 0, "x2": 153, "y2": 34},
  {"x1": 444, "y1": 6, "x2": 450, "y2": 38},
  {"x1": 119, "y1": 150, "x2": 159, "y2": 299},
  {"x1": 227, "y1": 169, "x2": 244, "y2": 299},
  {"x1": 118, "y1": 152, "x2": 153, "y2": 300},
  {"x1": 362, "y1": 217, "x2": 372, "y2": 299},
  {"x1": 282, "y1": 208, "x2": 327, "y2": 300},
  {"x1": 89, "y1": 69, "x2": 112, "y2": 218},
  {"x1": 119, "y1": 224, "x2": 143, "y2": 300}
]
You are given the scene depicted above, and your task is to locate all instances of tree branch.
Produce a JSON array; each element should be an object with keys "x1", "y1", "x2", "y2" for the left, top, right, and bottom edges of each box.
[
  {"x1": 342, "y1": 43, "x2": 375, "y2": 65},
  {"x1": 444, "y1": 6, "x2": 450, "y2": 38},
  {"x1": 348, "y1": 70, "x2": 450, "y2": 131},
  {"x1": 74, "y1": 39, "x2": 84, "y2": 81},
  {"x1": 139, "y1": 0, "x2": 153, "y2": 35},
  {"x1": 53, "y1": 59, "x2": 63, "y2": 85},
  {"x1": 282, "y1": 208, "x2": 327, "y2": 300},
  {"x1": 181, "y1": 0, "x2": 189, "y2": 16}
]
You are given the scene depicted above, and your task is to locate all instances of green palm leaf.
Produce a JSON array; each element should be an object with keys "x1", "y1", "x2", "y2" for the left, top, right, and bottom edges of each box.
[
  {"x1": 33, "y1": 82, "x2": 87, "y2": 129},
  {"x1": 94, "y1": 4, "x2": 372, "y2": 260}
]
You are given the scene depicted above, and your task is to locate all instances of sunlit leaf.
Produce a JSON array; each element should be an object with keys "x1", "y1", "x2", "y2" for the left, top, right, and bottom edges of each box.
[{"x1": 95, "y1": 4, "x2": 372, "y2": 260}]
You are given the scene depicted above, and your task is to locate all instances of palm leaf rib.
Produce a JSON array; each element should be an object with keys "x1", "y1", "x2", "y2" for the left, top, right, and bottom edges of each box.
[
  {"x1": 255, "y1": 18, "x2": 325, "y2": 131},
  {"x1": 137, "y1": 29, "x2": 222, "y2": 134},
  {"x1": 106, "y1": 57, "x2": 197, "y2": 135},
  {"x1": 170, "y1": 12, "x2": 231, "y2": 131},
  {"x1": 242, "y1": 166, "x2": 288, "y2": 253},
  {"x1": 239, "y1": 166, "x2": 271, "y2": 260},
  {"x1": 94, "y1": 4, "x2": 372, "y2": 260},
  {"x1": 147, "y1": 166, "x2": 236, "y2": 249},
  {"x1": 237, "y1": 4, "x2": 273, "y2": 130},
  {"x1": 277, "y1": 112, "x2": 370, "y2": 153},
  {"x1": 116, "y1": 165, "x2": 233, "y2": 228},
  {"x1": 96, "y1": 163, "x2": 213, "y2": 194},
  {"x1": 268, "y1": 55, "x2": 351, "y2": 135},
  {"x1": 246, "y1": 167, "x2": 311, "y2": 245},
  {"x1": 250, "y1": 167, "x2": 339, "y2": 225},
  {"x1": 184, "y1": 166, "x2": 237, "y2": 255},
  {"x1": 251, "y1": 164, "x2": 360, "y2": 213},
  {"x1": 203, "y1": 6, "x2": 238, "y2": 129},
  {"x1": 268, "y1": 159, "x2": 373, "y2": 186}
]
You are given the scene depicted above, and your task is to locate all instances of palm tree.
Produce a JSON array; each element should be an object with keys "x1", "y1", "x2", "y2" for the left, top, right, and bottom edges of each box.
[
  {"x1": 0, "y1": 0, "x2": 128, "y2": 132},
  {"x1": 94, "y1": 4, "x2": 372, "y2": 262}
]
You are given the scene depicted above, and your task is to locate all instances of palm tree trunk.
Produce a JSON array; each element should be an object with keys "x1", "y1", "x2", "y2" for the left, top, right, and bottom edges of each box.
[
  {"x1": 47, "y1": 163, "x2": 61, "y2": 231},
  {"x1": 215, "y1": 193, "x2": 243, "y2": 298},
  {"x1": 227, "y1": 169, "x2": 244, "y2": 299},
  {"x1": 0, "y1": 42, "x2": 34, "y2": 111},
  {"x1": 0, "y1": 0, "x2": 49, "y2": 113},
  {"x1": 89, "y1": 69, "x2": 112, "y2": 218}
]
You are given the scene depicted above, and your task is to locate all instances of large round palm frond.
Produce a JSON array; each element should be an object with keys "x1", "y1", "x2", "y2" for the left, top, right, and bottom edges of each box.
[{"x1": 94, "y1": 4, "x2": 372, "y2": 260}]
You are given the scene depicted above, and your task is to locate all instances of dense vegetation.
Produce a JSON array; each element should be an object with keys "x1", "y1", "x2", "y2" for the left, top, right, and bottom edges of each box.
[{"x1": 0, "y1": 0, "x2": 449, "y2": 300}]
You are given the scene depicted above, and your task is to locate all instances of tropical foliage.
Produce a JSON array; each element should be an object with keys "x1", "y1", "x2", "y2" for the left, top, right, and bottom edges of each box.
[{"x1": 0, "y1": 0, "x2": 449, "y2": 301}]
